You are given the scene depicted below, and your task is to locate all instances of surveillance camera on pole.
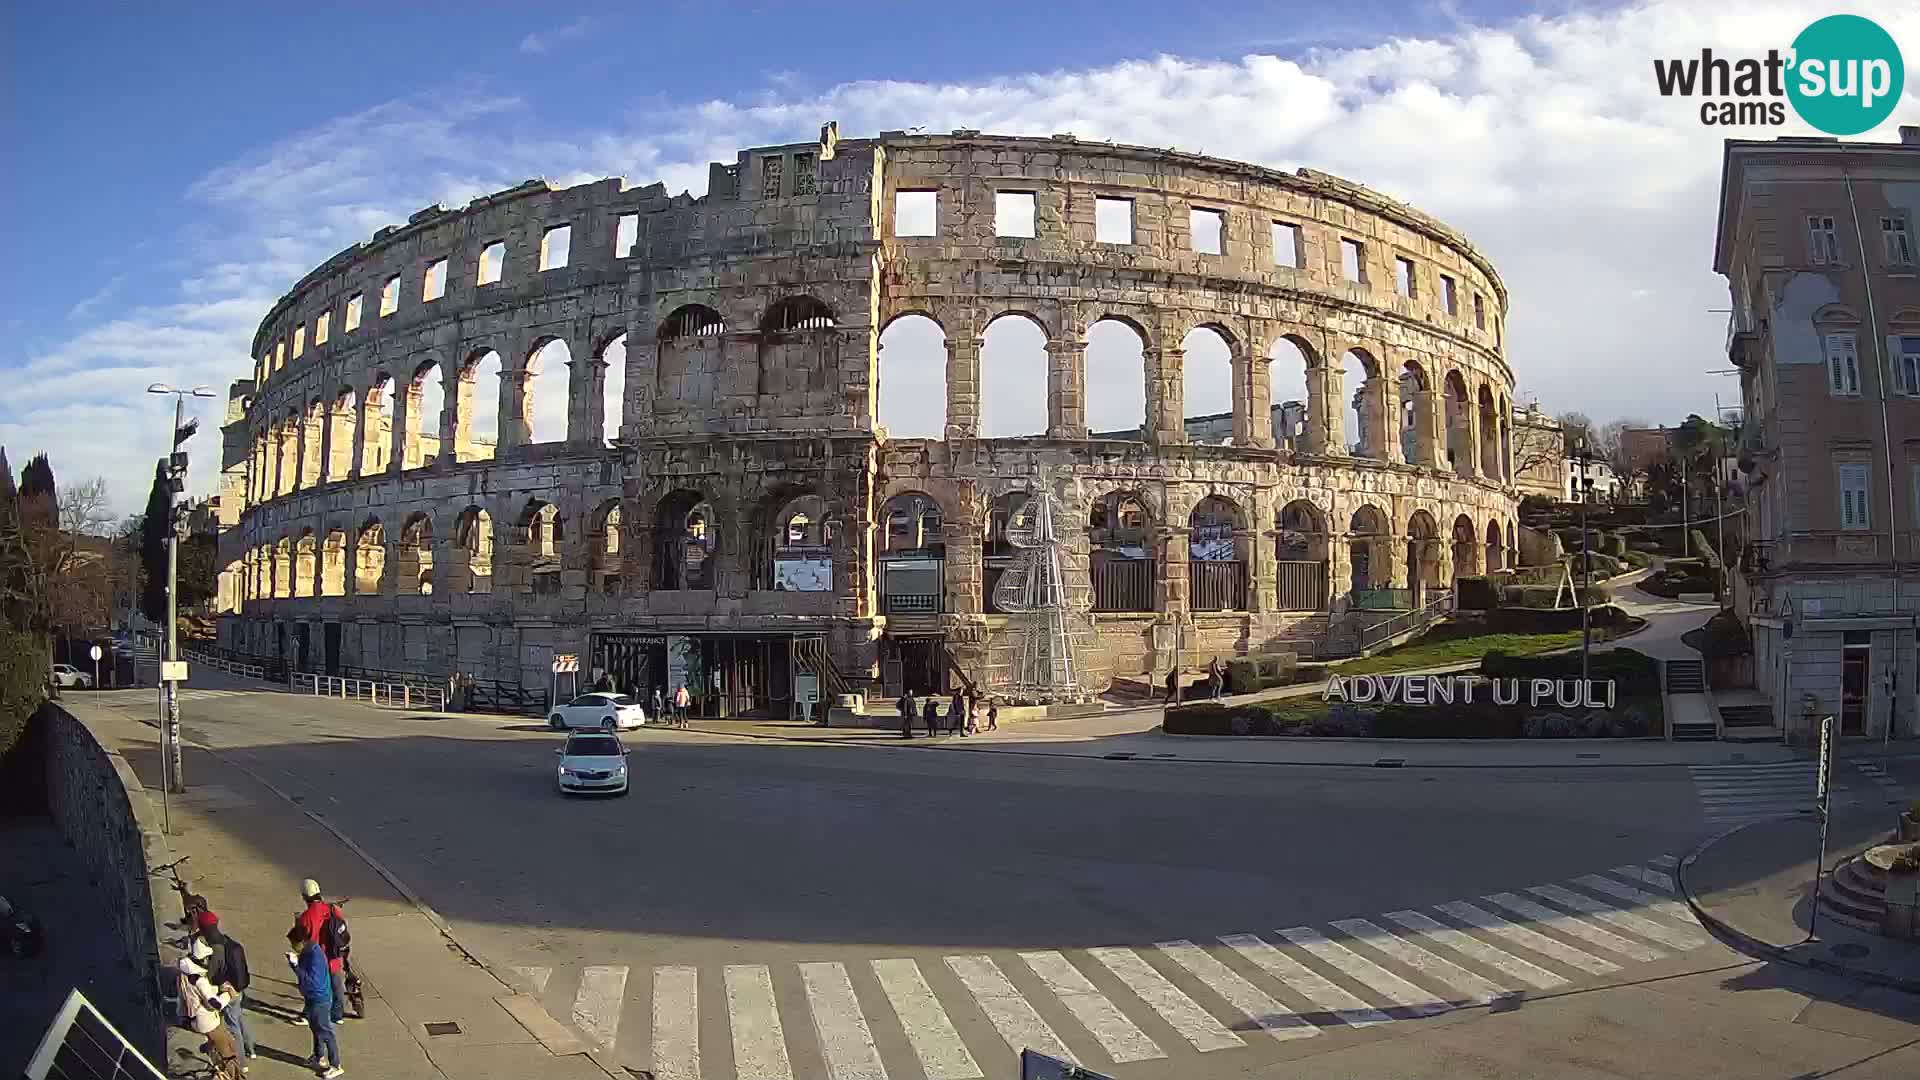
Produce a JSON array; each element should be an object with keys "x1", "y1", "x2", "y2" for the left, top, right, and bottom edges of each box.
[{"x1": 147, "y1": 384, "x2": 214, "y2": 802}]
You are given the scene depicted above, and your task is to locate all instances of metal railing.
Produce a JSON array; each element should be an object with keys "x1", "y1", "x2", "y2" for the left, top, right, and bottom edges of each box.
[
  {"x1": 1350, "y1": 587, "x2": 1413, "y2": 611},
  {"x1": 1188, "y1": 561, "x2": 1248, "y2": 612},
  {"x1": 1092, "y1": 558, "x2": 1154, "y2": 612},
  {"x1": 291, "y1": 671, "x2": 448, "y2": 711},
  {"x1": 461, "y1": 678, "x2": 547, "y2": 716},
  {"x1": 1354, "y1": 589, "x2": 1454, "y2": 654},
  {"x1": 1273, "y1": 560, "x2": 1329, "y2": 612},
  {"x1": 179, "y1": 646, "x2": 267, "y2": 680}
]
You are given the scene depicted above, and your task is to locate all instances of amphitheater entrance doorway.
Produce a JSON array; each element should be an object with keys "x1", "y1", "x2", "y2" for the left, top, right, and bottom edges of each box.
[
  {"x1": 883, "y1": 636, "x2": 949, "y2": 698},
  {"x1": 591, "y1": 631, "x2": 795, "y2": 719}
]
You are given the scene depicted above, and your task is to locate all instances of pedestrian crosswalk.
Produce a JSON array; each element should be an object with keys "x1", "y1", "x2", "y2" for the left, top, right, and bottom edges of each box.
[
  {"x1": 506, "y1": 858, "x2": 1715, "y2": 1079},
  {"x1": 1853, "y1": 759, "x2": 1910, "y2": 806},
  {"x1": 1689, "y1": 758, "x2": 1912, "y2": 825}
]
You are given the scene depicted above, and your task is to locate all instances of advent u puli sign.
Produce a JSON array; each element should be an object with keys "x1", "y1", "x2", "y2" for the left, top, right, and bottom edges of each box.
[{"x1": 1324, "y1": 674, "x2": 1617, "y2": 709}]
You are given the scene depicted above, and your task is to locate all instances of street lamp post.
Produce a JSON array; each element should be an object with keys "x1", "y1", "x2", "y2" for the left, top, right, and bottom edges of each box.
[
  {"x1": 1574, "y1": 438, "x2": 1593, "y2": 685},
  {"x1": 148, "y1": 383, "x2": 215, "y2": 800}
]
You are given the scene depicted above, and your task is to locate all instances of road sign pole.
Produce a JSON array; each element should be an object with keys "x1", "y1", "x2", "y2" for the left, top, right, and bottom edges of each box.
[{"x1": 1810, "y1": 713, "x2": 1836, "y2": 941}]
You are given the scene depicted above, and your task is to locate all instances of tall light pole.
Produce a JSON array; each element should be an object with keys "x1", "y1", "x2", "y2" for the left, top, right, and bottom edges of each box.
[
  {"x1": 1574, "y1": 437, "x2": 1594, "y2": 685},
  {"x1": 148, "y1": 383, "x2": 215, "y2": 798}
]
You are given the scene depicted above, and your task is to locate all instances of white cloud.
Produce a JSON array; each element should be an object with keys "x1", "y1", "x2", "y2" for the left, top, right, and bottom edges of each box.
[
  {"x1": 518, "y1": 16, "x2": 601, "y2": 55},
  {"x1": 17, "y1": 0, "x2": 1920, "y2": 514}
]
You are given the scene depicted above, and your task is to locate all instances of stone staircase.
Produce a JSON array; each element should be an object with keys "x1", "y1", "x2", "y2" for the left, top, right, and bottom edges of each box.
[
  {"x1": 1665, "y1": 658, "x2": 1707, "y2": 693},
  {"x1": 1821, "y1": 852, "x2": 1889, "y2": 931},
  {"x1": 1664, "y1": 659, "x2": 1717, "y2": 741},
  {"x1": 1717, "y1": 702, "x2": 1778, "y2": 743}
]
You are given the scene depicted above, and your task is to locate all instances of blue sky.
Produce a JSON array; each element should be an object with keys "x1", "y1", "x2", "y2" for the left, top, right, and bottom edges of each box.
[{"x1": 5, "y1": 1, "x2": 1918, "y2": 513}]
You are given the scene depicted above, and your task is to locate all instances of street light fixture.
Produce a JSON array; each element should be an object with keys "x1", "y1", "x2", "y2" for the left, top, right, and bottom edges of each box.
[
  {"x1": 1573, "y1": 437, "x2": 1595, "y2": 686},
  {"x1": 146, "y1": 383, "x2": 216, "y2": 809}
]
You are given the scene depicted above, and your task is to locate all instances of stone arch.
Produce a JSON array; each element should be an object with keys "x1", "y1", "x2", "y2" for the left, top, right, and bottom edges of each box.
[
  {"x1": 757, "y1": 491, "x2": 836, "y2": 593},
  {"x1": 451, "y1": 506, "x2": 494, "y2": 594},
  {"x1": 1181, "y1": 326, "x2": 1235, "y2": 443},
  {"x1": 354, "y1": 518, "x2": 386, "y2": 594},
  {"x1": 1452, "y1": 513, "x2": 1481, "y2": 579},
  {"x1": 980, "y1": 490, "x2": 1032, "y2": 614},
  {"x1": 458, "y1": 348, "x2": 503, "y2": 462},
  {"x1": 513, "y1": 499, "x2": 563, "y2": 595},
  {"x1": 599, "y1": 333, "x2": 627, "y2": 445},
  {"x1": 272, "y1": 535, "x2": 292, "y2": 598},
  {"x1": 294, "y1": 528, "x2": 317, "y2": 597},
  {"x1": 1486, "y1": 518, "x2": 1505, "y2": 572},
  {"x1": 362, "y1": 374, "x2": 395, "y2": 475},
  {"x1": 877, "y1": 491, "x2": 945, "y2": 619},
  {"x1": 1089, "y1": 489, "x2": 1154, "y2": 612},
  {"x1": 652, "y1": 488, "x2": 716, "y2": 591},
  {"x1": 405, "y1": 358, "x2": 446, "y2": 470},
  {"x1": 1274, "y1": 499, "x2": 1330, "y2": 611},
  {"x1": 756, "y1": 295, "x2": 840, "y2": 400},
  {"x1": 524, "y1": 338, "x2": 572, "y2": 445},
  {"x1": 878, "y1": 491, "x2": 945, "y2": 554},
  {"x1": 588, "y1": 498, "x2": 625, "y2": 595},
  {"x1": 1341, "y1": 347, "x2": 1386, "y2": 459},
  {"x1": 1443, "y1": 370, "x2": 1474, "y2": 477},
  {"x1": 321, "y1": 528, "x2": 347, "y2": 596},
  {"x1": 327, "y1": 387, "x2": 357, "y2": 481},
  {"x1": 1266, "y1": 334, "x2": 1318, "y2": 450},
  {"x1": 397, "y1": 512, "x2": 434, "y2": 595},
  {"x1": 1188, "y1": 493, "x2": 1249, "y2": 611},
  {"x1": 298, "y1": 399, "x2": 325, "y2": 488},
  {"x1": 980, "y1": 311, "x2": 1050, "y2": 438},
  {"x1": 656, "y1": 304, "x2": 726, "y2": 416},
  {"x1": 877, "y1": 312, "x2": 946, "y2": 439},
  {"x1": 1406, "y1": 509, "x2": 1443, "y2": 603},
  {"x1": 1086, "y1": 318, "x2": 1148, "y2": 439},
  {"x1": 1348, "y1": 504, "x2": 1389, "y2": 595},
  {"x1": 1477, "y1": 384, "x2": 1500, "y2": 478}
]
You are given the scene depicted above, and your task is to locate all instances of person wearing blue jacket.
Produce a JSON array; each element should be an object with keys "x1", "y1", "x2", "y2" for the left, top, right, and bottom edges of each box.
[{"x1": 287, "y1": 926, "x2": 342, "y2": 1077}]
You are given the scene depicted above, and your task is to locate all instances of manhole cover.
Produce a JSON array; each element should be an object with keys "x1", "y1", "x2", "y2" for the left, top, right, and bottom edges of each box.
[
  {"x1": 424, "y1": 1021, "x2": 463, "y2": 1036},
  {"x1": 1373, "y1": 758, "x2": 1405, "y2": 768},
  {"x1": 1830, "y1": 943, "x2": 1871, "y2": 959}
]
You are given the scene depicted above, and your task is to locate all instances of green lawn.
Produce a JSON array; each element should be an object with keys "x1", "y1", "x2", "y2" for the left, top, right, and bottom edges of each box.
[{"x1": 1329, "y1": 630, "x2": 1586, "y2": 676}]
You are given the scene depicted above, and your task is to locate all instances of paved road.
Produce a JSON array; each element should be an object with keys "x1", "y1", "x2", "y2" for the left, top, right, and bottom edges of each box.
[{"x1": 79, "y1": 681, "x2": 1920, "y2": 1079}]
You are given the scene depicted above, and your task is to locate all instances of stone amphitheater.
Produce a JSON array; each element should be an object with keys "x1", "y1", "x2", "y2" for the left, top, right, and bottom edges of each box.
[{"x1": 214, "y1": 123, "x2": 1521, "y2": 715}]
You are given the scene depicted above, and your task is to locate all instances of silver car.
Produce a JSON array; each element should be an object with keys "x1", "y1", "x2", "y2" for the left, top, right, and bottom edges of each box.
[{"x1": 555, "y1": 731, "x2": 630, "y2": 796}]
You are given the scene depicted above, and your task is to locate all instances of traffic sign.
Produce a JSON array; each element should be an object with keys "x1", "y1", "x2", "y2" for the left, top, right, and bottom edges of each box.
[
  {"x1": 551, "y1": 654, "x2": 579, "y2": 674},
  {"x1": 1816, "y1": 713, "x2": 1836, "y2": 816},
  {"x1": 89, "y1": 644, "x2": 103, "y2": 662},
  {"x1": 160, "y1": 660, "x2": 188, "y2": 683}
]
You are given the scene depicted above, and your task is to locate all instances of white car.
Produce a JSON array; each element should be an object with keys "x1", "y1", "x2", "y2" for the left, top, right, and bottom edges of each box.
[
  {"x1": 555, "y1": 731, "x2": 630, "y2": 796},
  {"x1": 51, "y1": 664, "x2": 93, "y2": 689},
  {"x1": 547, "y1": 692, "x2": 647, "y2": 731}
]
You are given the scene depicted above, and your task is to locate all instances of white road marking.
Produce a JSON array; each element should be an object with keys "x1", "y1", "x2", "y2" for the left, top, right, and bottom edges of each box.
[
  {"x1": 871, "y1": 959, "x2": 981, "y2": 1080},
  {"x1": 1527, "y1": 884, "x2": 1708, "y2": 951},
  {"x1": 1275, "y1": 926, "x2": 1449, "y2": 1017},
  {"x1": 947, "y1": 954, "x2": 1076, "y2": 1063},
  {"x1": 1649, "y1": 854, "x2": 1678, "y2": 868},
  {"x1": 1483, "y1": 892, "x2": 1665, "y2": 963},
  {"x1": 800, "y1": 962, "x2": 886, "y2": 1080},
  {"x1": 1573, "y1": 874, "x2": 1701, "y2": 926},
  {"x1": 1610, "y1": 864, "x2": 1675, "y2": 893},
  {"x1": 652, "y1": 966, "x2": 700, "y2": 1080},
  {"x1": 1218, "y1": 933, "x2": 1392, "y2": 1028},
  {"x1": 1345, "y1": 915, "x2": 1544, "y2": 998},
  {"x1": 1086, "y1": 947, "x2": 1243, "y2": 1052},
  {"x1": 1156, "y1": 939, "x2": 1320, "y2": 1041},
  {"x1": 1390, "y1": 903, "x2": 1566, "y2": 991},
  {"x1": 1019, "y1": 950, "x2": 1164, "y2": 1062},
  {"x1": 726, "y1": 964, "x2": 794, "y2": 1080},
  {"x1": 571, "y1": 965, "x2": 628, "y2": 1050},
  {"x1": 1433, "y1": 900, "x2": 1618, "y2": 976},
  {"x1": 512, "y1": 965, "x2": 551, "y2": 995}
]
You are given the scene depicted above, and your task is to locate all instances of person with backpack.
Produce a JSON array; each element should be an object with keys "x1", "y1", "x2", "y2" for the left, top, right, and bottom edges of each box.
[
  {"x1": 179, "y1": 937, "x2": 241, "y2": 1079},
  {"x1": 295, "y1": 879, "x2": 351, "y2": 1023},
  {"x1": 897, "y1": 692, "x2": 915, "y2": 738},
  {"x1": 287, "y1": 926, "x2": 342, "y2": 1077},
  {"x1": 195, "y1": 912, "x2": 255, "y2": 1069}
]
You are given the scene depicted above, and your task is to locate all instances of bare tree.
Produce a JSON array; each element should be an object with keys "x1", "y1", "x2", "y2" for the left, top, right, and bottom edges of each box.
[
  {"x1": 1556, "y1": 411, "x2": 1595, "y2": 452},
  {"x1": 1511, "y1": 416, "x2": 1566, "y2": 484},
  {"x1": 0, "y1": 475, "x2": 117, "y2": 646}
]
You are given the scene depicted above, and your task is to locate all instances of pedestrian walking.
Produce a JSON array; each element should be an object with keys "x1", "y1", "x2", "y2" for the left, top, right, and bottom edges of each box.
[
  {"x1": 922, "y1": 696, "x2": 941, "y2": 736},
  {"x1": 196, "y1": 912, "x2": 255, "y2": 1071},
  {"x1": 673, "y1": 684, "x2": 691, "y2": 727},
  {"x1": 1164, "y1": 667, "x2": 1180, "y2": 704},
  {"x1": 946, "y1": 695, "x2": 966, "y2": 737},
  {"x1": 986, "y1": 699, "x2": 999, "y2": 732},
  {"x1": 1209, "y1": 657, "x2": 1226, "y2": 700},
  {"x1": 287, "y1": 926, "x2": 342, "y2": 1078},
  {"x1": 897, "y1": 693, "x2": 915, "y2": 738},
  {"x1": 294, "y1": 879, "x2": 350, "y2": 1023},
  {"x1": 651, "y1": 687, "x2": 664, "y2": 723},
  {"x1": 179, "y1": 938, "x2": 241, "y2": 1079},
  {"x1": 966, "y1": 697, "x2": 979, "y2": 735}
]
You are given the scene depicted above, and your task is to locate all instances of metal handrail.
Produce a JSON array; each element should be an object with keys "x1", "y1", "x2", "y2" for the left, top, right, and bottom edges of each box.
[
  {"x1": 1355, "y1": 590, "x2": 1454, "y2": 653},
  {"x1": 291, "y1": 671, "x2": 448, "y2": 711}
]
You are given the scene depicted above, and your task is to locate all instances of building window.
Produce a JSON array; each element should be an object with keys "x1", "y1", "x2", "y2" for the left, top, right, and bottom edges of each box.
[
  {"x1": 539, "y1": 225, "x2": 571, "y2": 270},
  {"x1": 1897, "y1": 335, "x2": 1920, "y2": 396},
  {"x1": 1473, "y1": 292, "x2": 1486, "y2": 330},
  {"x1": 1825, "y1": 332, "x2": 1860, "y2": 396},
  {"x1": 793, "y1": 153, "x2": 815, "y2": 196},
  {"x1": 761, "y1": 155, "x2": 784, "y2": 199},
  {"x1": 1808, "y1": 215, "x2": 1842, "y2": 265},
  {"x1": 1441, "y1": 274, "x2": 1458, "y2": 316},
  {"x1": 345, "y1": 294, "x2": 363, "y2": 332},
  {"x1": 477, "y1": 241, "x2": 505, "y2": 284},
  {"x1": 894, "y1": 190, "x2": 936, "y2": 237},
  {"x1": 1190, "y1": 207, "x2": 1224, "y2": 255},
  {"x1": 995, "y1": 191, "x2": 1036, "y2": 238},
  {"x1": 1095, "y1": 196, "x2": 1133, "y2": 244},
  {"x1": 380, "y1": 275, "x2": 399, "y2": 316},
  {"x1": 423, "y1": 258, "x2": 447, "y2": 302},
  {"x1": 1340, "y1": 239, "x2": 1366, "y2": 284},
  {"x1": 1394, "y1": 256, "x2": 1417, "y2": 298},
  {"x1": 1884, "y1": 215, "x2": 1915, "y2": 267},
  {"x1": 292, "y1": 325, "x2": 305, "y2": 358},
  {"x1": 615, "y1": 214, "x2": 638, "y2": 258},
  {"x1": 314, "y1": 312, "x2": 329, "y2": 347},
  {"x1": 1271, "y1": 221, "x2": 1300, "y2": 268},
  {"x1": 1839, "y1": 462, "x2": 1870, "y2": 530},
  {"x1": 274, "y1": 341, "x2": 284, "y2": 371}
]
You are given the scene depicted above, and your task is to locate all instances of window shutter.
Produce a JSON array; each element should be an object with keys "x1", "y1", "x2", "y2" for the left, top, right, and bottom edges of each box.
[{"x1": 1840, "y1": 463, "x2": 1870, "y2": 529}]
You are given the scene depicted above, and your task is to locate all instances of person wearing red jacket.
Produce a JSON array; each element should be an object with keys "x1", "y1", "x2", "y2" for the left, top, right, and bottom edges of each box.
[{"x1": 294, "y1": 878, "x2": 348, "y2": 1023}]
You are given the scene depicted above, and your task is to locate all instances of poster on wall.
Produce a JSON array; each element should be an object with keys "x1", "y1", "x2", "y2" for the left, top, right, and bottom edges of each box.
[
  {"x1": 667, "y1": 634, "x2": 699, "y2": 693},
  {"x1": 774, "y1": 546, "x2": 833, "y2": 591}
]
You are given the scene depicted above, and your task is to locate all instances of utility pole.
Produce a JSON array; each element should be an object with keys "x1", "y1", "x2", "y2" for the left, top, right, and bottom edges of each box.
[
  {"x1": 149, "y1": 383, "x2": 213, "y2": 796},
  {"x1": 1575, "y1": 438, "x2": 1592, "y2": 685}
]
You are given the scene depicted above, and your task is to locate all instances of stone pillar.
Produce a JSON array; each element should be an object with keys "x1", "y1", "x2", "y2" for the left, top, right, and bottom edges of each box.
[
  {"x1": 1384, "y1": 530, "x2": 1407, "y2": 589},
  {"x1": 1414, "y1": 390, "x2": 1443, "y2": 467},
  {"x1": 1462, "y1": 398, "x2": 1484, "y2": 479},
  {"x1": 1046, "y1": 341, "x2": 1087, "y2": 439},
  {"x1": 945, "y1": 336, "x2": 981, "y2": 440},
  {"x1": 578, "y1": 356, "x2": 608, "y2": 447},
  {"x1": 501, "y1": 368, "x2": 534, "y2": 450},
  {"x1": 627, "y1": 341, "x2": 658, "y2": 438},
  {"x1": 1378, "y1": 376, "x2": 1404, "y2": 465},
  {"x1": 389, "y1": 385, "x2": 413, "y2": 475},
  {"x1": 350, "y1": 394, "x2": 369, "y2": 479},
  {"x1": 1247, "y1": 349, "x2": 1275, "y2": 449},
  {"x1": 1159, "y1": 521, "x2": 1189, "y2": 616},
  {"x1": 315, "y1": 403, "x2": 334, "y2": 484},
  {"x1": 1145, "y1": 348, "x2": 1185, "y2": 446},
  {"x1": 1316, "y1": 365, "x2": 1346, "y2": 456},
  {"x1": 292, "y1": 411, "x2": 311, "y2": 490},
  {"x1": 945, "y1": 488, "x2": 984, "y2": 615}
]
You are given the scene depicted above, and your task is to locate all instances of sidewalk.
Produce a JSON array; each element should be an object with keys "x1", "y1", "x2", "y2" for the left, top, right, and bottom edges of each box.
[
  {"x1": 1680, "y1": 806, "x2": 1920, "y2": 992},
  {"x1": 63, "y1": 700, "x2": 607, "y2": 1080}
]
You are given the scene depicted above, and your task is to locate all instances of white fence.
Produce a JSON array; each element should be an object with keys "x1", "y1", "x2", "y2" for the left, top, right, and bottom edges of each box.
[
  {"x1": 179, "y1": 647, "x2": 266, "y2": 680},
  {"x1": 291, "y1": 672, "x2": 448, "y2": 711},
  {"x1": 24, "y1": 988, "x2": 166, "y2": 1080}
]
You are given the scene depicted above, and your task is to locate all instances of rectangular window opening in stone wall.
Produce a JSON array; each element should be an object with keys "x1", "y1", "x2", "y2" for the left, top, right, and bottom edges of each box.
[
  {"x1": 1441, "y1": 274, "x2": 1458, "y2": 316},
  {"x1": 540, "y1": 224, "x2": 572, "y2": 270},
  {"x1": 996, "y1": 191, "x2": 1035, "y2": 238},
  {"x1": 762, "y1": 155, "x2": 784, "y2": 199},
  {"x1": 424, "y1": 257, "x2": 448, "y2": 302},
  {"x1": 346, "y1": 293, "x2": 363, "y2": 332},
  {"x1": 1473, "y1": 292, "x2": 1485, "y2": 330},
  {"x1": 293, "y1": 324, "x2": 305, "y2": 358},
  {"x1": 478, "y1": 241, "x2": 505, "y2": 285},
  {"x1": 1096, "y1": 196, "x2": 1133, "y2": 245},
  {"x1": 895, "y1": 190, "x2": 936, "y2": 237},
  {"x1": 1272, "y1": 221, "x2": 1301, "y2": 268},
  {"x1": 615, "y1": 214, "x2": 638, "y2": 259},
  {"x1": 380, "y1": 274, "x2": 399, "y2": 317},
  {"x1": 1191, "y1": 207, "x2": 1224, "y2": 255},
  {"x1": 315, "y1": 311, "x2": 329, "y2": 346},
  {"x1": 1341, "y1": 238, "x2": 1366, "y2": 284},
  {"x1": 793, "y1": 153, "x2": 815, "y2": 196},
  {"x1": 1395, "y1": 255, "x2": 1417, "y2": 299}
]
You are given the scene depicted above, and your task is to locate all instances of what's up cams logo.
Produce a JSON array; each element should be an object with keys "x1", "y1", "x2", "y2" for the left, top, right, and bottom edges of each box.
[{"x1": 1654, "y1": 14, "x2": 1904, "y2": 135}]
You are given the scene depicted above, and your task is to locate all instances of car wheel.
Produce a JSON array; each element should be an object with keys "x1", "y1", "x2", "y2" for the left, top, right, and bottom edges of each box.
[{"x1": 549, "y1": 714, "x2": 565, "y2": 731}]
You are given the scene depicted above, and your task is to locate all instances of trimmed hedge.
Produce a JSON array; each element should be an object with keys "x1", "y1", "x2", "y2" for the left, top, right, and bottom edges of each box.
[
  {"x1": 1455, "y1": 576, "x2": 1499, "y2": 611},
  {"x1": 1689, "y1": 530, "x2": 1720, "y2": 568},
  {"x1": 1600, "y1": 533, "x2": 1627, "y2": 557},
  {"x1": 1226, "y1": 652, "x2": 1300, "y2": 694},
  {"x1": 1482, "y1": 646, "x2": 1663, "y2": 697},
  {"x1": 1165, "y1": 693, "x2": 1661, "y2": 739}
]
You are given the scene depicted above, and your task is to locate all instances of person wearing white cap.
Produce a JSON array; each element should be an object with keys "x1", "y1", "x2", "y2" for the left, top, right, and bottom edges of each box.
[
  {"x1": 294, "y1": 878, "x2": 349, "y2": 1023},
  {"x1": 178, "y1": 938, "x2": 242, "y2": 1078}
]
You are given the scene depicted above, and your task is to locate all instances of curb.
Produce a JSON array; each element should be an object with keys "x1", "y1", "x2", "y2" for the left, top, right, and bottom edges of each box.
[{"x1": 1677, "y1": 817, "x2": 1920, "y2": 994}]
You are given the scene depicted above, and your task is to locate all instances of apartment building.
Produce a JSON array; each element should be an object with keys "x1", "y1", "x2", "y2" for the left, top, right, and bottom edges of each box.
[
  {"x1": 1511, "y1": 404, "x2": 1566, "y2": 501},
  {"x1": 1718, "y1": 127, "x2": 1920, "y2": 743}
]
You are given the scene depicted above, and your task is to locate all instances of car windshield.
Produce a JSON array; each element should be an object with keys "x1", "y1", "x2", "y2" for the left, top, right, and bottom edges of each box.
[
  {"x1": 608, "y1": 695, "x2": 636, "y2": 706},
  {"x1": 565, "y1": 735, "x2": 621, "y2": 757}
]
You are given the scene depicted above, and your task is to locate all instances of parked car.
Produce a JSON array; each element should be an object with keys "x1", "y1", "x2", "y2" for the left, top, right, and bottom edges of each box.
[
  {"x1": 555, "y1": 731, "x2": 630, "y2": 796},
  {"x1": 547, "y1": 692, "x2": 647, "y2": 731},
  {"x1": 50, "y1": 664, "x2": 92, "y2": 689}
]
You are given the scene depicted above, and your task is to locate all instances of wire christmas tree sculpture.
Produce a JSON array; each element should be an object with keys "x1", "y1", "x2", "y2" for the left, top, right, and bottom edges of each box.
[{"x1": 990, "y1": 487, "x2": 1088, "y2": 701}]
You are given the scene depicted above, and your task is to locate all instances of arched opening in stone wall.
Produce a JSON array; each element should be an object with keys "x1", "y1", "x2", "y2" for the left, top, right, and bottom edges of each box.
[
  {"x1": 1486, "y1": 519, "x2": 1505, "y2": 573},
  {"x1": 526, "y1": 339, "x2": 572, "y2": 445},
  {"x1": 589, "y1": 499, "x2": 624, "y2": 595},
  {"x1": 983, "y1": 491, "x2": 1031, "y2": 613},
  {"x1": 362, "y1": 375, "x2": 394, "y2": 475},
  {"x1": 759, "y1": 492, "x2": 835, "y2": 593},
  {"x1": 1181, "y1": 327, "x2": 1234, "y2": 444},
  {"x1": 877, "y1": 313, "x2": 946, "y2": 439},
  {"x1": 600, "y1": 334, "x2": 627, "y2": 445},
  {"x1": 877, "y1": 491, "x2": 944, "y2": 617},
  {"x1": 1348, "y1": 505, "x2": 1388, "y2": 596},
  {"x1": 1342, "y1": 348, "x2": 1383, "y2": 459},
  {"x1": 1267, "y1": 336, "x2": 1314, "y2": 450},
  {"x1": 980, "y1": 313, "x2": 1049, "y2": 438},
  {"x1": 299, "y1": 400, "x2": 325, "y2": 488},
  {"x1": 328, "y1": 387, "x2": 357, "y2": 481},
  {"x1": 453, "y1": 507, "x2": 493, "y2": 594},
  {"x1": 1085, "y1": 318, "x2": 1147, "y2": 439},
  {"x1": 1407, "y1": 510, "x2": 1442, "y2": 606},
  {"x1": 355, "y1": 519, "x2": 386, "y2": 595},
  {"x1": 657, "y1": 304, "x2": 726, "y2": 417},
  {"x1": 398, "y1": 513, "x2": 434, "y2": 595},
  {"x1": 1090, "y1": 490, "x2": 1153, "y2": 612},
  {"x1": 321, "y1": 529, "x2": 347, "y2": 596},
  {"x1": 1399, "y1": 361, "x2": 1429, "y2": 466},
  {"x1": 1274, "y1": 500, "x2": 1329, "y2": 611},
  {"x1": 272, "y1": 536, "x2": 291, "y2": 598},
  {"x1": 1189, "y1": 494, "x2": 1248, "y2": 611},
  {"x1": 294, "y1": 529, "x2": 317, "y2": 597},
  {"x1": 1478, "y1": 385, "x2": 1500, "y2": 478},
  {"x1": 1498, "y1": 393, "x2": 1513, "y2": 482},
  {"x1": 1452, "y1": 513, "x2": 1481, "y2": 580},
  {"x1": 757, "y1": 296, "x2": 839, "y2": 399},
  {"x1": 407, "y1": 361, "x2": 445, "y2": 470},
  {"x1": 652, "y1": 489, "x2": 714, "y2": 591},
  {"x1": 516, "y1": 500, "x2": 563, "y2": 595},
  {"x1": 459, "y1": 350, "x2": 502, "y2": 463},
  {"x1": 1444, "y1": 370, "x2": 1473, "y2": 478}
]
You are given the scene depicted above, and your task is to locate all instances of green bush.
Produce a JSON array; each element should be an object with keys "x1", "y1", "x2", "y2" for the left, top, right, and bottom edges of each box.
[
  {"x1": 0, "y1": 629, "x2": 49, "y2": 815},
  {"x1": 1164, "y1": 691, "x2": 1660, "y2": 739},
  {"x1": 1689, "y1": 530, "x2": 1720, "y2": 567},
  {"x1": 1630, "y1": 535, "x2": 1663, "y2": 553},
  {"x1": 1622, "y1": 549, "x2": 1651, "y2": 569},
  {"x1": 1226, "y1": 658, "x2": 1259, "y2": 694},
  {"x1": 1482, "y1": 604, "x2": 1632, "y2": 634},
  {"x1": 1556, "y1": 527, "x2": 1585, "y2": 550},
  {"x1": 1600, "y1": 533, "x2": 1627, "y2": 557},
  {"x1": 1510, "y1": 585, "x2": 1563, "y2": 609},
  {"x1": 1482, "y1": 646, "x2": 1664, "y2": 697},
  {"x1": 1687, "y1": 610, "x2": 1751, "y2": 658},
  {"x1": 1578, "y1": 583, "x2": 1613, "y2": 606},
  {"x1": 1226, "y1": 653, "x2": 1298, "y2": 694},
  {"x1": 1455, "y1": 576, "x2": 1498, "y2": 611}
]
